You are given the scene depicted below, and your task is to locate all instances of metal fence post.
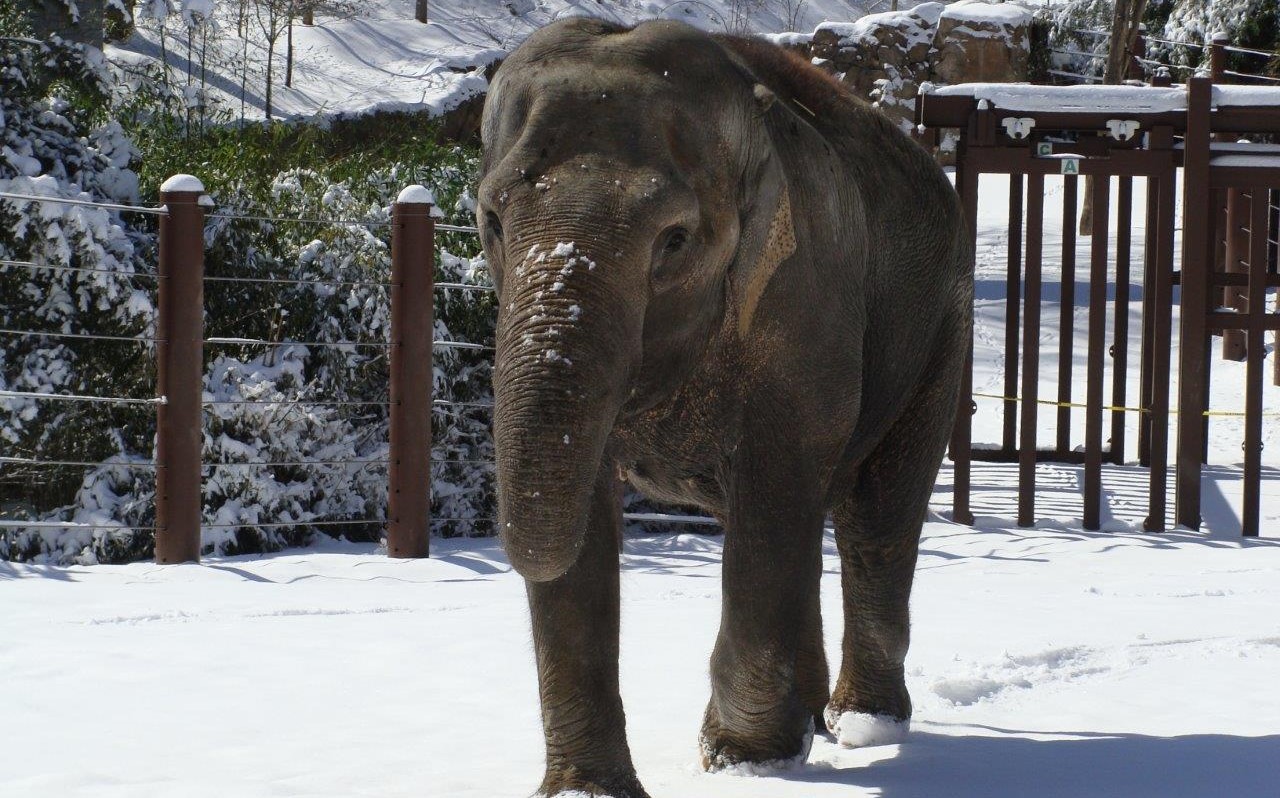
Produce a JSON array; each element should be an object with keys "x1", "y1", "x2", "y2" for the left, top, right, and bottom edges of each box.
[
  {"x1": 155, "y1": 174, "x2": 206, "y2": 564},
  {"x1": 387, "y1": 185, "x2": 434, "y2": 558}
]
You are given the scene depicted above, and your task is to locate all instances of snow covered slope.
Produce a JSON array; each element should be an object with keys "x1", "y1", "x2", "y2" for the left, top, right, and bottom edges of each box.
[{"x1": 107, "y1": 0, "x2": 877, "y2": 120}]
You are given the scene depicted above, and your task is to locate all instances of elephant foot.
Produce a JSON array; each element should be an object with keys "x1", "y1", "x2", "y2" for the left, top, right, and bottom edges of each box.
[
  {"x1": 823, "y1": 708, "x2": 910, "y2": 749},
  {"x1": 699, "y1": 716, "x2": 814, "y2": 774},
  {"x1": 538, "y1": 767, "x2": 650, "y2": 798}
]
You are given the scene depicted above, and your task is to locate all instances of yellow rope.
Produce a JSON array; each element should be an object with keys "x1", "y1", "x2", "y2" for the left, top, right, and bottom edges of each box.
[{"x1": 971, "y1": 391, "x2": 1280, "y2": 418}]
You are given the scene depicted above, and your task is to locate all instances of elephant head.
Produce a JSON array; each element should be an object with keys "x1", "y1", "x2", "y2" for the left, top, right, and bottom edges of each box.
[{"x1": 478, "y1": 19, "x2": 798, "y2": 582}]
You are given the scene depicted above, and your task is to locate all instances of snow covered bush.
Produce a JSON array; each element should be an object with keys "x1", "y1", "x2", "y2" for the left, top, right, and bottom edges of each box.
[{"x1": 0, "y1": 33, "x2": 159, "y2": 562}]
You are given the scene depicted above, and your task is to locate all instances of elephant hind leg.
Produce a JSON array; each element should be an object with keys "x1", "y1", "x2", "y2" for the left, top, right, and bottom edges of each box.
[{"x1": 827, "y1": 332, "x2": 965, "y2": 747}]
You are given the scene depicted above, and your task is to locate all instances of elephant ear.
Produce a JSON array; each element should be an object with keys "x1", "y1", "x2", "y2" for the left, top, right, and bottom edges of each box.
[{"x1": 733, "y1": 131, "x2": 796, "y2": 338}]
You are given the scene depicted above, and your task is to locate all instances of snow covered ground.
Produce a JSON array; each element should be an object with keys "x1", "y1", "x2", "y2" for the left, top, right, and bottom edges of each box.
[
  {"x1": 3, "y1": 529, "x2": 1278, "y2": 797},
  {"x1": 3, "y1": 168, "x2": 1279, "y2": 797}
]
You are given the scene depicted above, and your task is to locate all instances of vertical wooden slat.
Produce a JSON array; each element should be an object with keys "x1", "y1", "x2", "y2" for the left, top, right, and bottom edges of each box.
[
  {"x1": 1057, "y1": 175, "x2": 1078, "y2": 456},
  {"x1": 155, "y1": 175, "x2": 205, "y2": 564},
  {"x1": 1083, "y1": 173, "x2": 1111, "y2": 531},
  {"x1": 1139, "y1": 174, "x2": 1158, "y2": 466},
  {"x1": 1242, "y1": 187, "x2": 1267, "y2": 537},
  {"x1": 1018, "y1": 174, "x2": 1045, "y2": 527},
  {"x1": 1146, "y1": 155, "x2": 1177, "y2": 532},
  {"x1": 1004, "y1": 174, "x2": 1024, "y2": 454},
  {"x1": 951, "y1": 150, "x2": 978, "y2": 526},
  {"x1": 1222, "y1": 189, "x2": 1248, "y2": 360},
  {"x1": 1111, "y1": 177, "x2": 1133, "y2": 466},
  {"x1": 1176, "y1": 77, "x2": 1214, "y2": 531}
]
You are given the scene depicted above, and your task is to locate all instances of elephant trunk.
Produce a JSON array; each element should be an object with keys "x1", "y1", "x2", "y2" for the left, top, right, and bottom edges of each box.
[{"x1": 494, "y1": 241, "x2": 638, "y2": 582}]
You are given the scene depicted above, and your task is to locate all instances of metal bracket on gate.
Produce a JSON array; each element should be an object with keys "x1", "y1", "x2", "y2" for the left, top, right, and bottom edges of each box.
[
  {"x1": 1001, "y1": 117, "x2": 1036, "y2": 140},
  {"x1": 1106, "y1": 119, "x2": 1141, "y2": 141}
]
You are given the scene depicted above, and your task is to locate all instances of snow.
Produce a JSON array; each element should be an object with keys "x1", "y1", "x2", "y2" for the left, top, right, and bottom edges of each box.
[
  {"x1": 929, "y1": 83, "x2": 1190, "y2": 113},
  {"x1": 106, "y1": 0, "x2": 874, "y2": 121},
  {"x1": 2, "y1": 172, "x2": 1278, "y2": 796},
  {"x1": 815, "y1": 3, "x2": 945, "y2": 47},
  {"x1": 832, "y1": 712, "x2": 911, "y2": 748},
  {"x1": 1213, "y1": 85, "x2": 1280, "y2": 108},
  {"x1": 940, "y1": 0, "x2": 1033, "y2": 26},
  {"x1": 2, "y1": 523, "x2": 1277, "y2": 797},
  {"x1": 158, "y1": 173, "x2": 205, "y2": 193},
  {"x1": 395, "y1": 184, "x2": 436, "y2": 205}
]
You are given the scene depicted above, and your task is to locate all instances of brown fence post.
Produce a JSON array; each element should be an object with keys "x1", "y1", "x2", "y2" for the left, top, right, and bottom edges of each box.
[
  {"x1": 155, "y1": 175, "x2": 206, "y2": 564},
  {"x1": 387, "y1": 185, "x2": 434, "y2": 558},
  {"x1": 1209, "y1": 32, "x2": 1229, "y2": 84},
  {"x1": 1175, "y1": 77, "x2": 1214, "y2": 531}
]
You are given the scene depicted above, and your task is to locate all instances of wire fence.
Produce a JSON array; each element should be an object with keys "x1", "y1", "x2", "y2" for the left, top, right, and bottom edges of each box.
[
  {"x1": 1054, "y1": 27, "x2": 1278, "y2": 86},
  {"x1": 1, "y1": 182, "x2": 711, "y2": 560}
]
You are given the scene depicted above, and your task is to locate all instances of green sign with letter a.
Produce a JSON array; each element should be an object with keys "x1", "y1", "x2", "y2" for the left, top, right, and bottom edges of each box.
[{"x1": 1061, "y1": 158, "x2": 1080, "y2": 175}]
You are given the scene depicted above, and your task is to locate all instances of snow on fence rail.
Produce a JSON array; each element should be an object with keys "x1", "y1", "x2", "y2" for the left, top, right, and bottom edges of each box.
[{"x1": 0, "y1": 181, "x2": 718, "y2": 563}]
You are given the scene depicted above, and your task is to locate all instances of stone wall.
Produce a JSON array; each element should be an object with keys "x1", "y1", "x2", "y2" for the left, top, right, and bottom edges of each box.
[{"x1": 775, "y1": 1, "x2": 1035, "y2": 133}]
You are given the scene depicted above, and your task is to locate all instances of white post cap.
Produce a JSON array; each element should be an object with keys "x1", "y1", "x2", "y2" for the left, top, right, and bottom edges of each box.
[
  {"x1": 396, "y1": 184, "x2": 437, "y2": 205},
  {"x1": 160, "y1": 174, "x2": 206, "y2": 193}
]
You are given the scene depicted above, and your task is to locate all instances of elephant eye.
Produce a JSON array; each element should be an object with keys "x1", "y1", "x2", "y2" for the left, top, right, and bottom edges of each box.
[
  {"x1": 661, "y1": 227, "x2": 689, "y2": 256},
  {"x1": 485, "y1": 211, "x2": 504, "y2": 241}
]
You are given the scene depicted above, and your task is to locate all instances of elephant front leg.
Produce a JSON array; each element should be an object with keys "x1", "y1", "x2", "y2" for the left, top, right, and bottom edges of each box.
[
  {"x1": 526, "y1": 463, "x2": 647, "y2": 798},
  {"x1": 700, "y1": 468, "x2": 825, "y2": 771}
]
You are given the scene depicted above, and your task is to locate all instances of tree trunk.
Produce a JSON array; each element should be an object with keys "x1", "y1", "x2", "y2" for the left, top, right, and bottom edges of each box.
[
  {"x1": 1080, "y1": 0, "x2": 1148, "y2": 235},
  {"x1": 265, "y1": 37, "x2": 275, "y2": 120},
  {"x1": 286, "y1": 14, "x2": 294, "y2": 88},
  {"x1": 416, "y1": 0, "x2": 428, "y2": 23},
  {"x1": 303, "y1": 7, "x2": 313, "y2": 25}
]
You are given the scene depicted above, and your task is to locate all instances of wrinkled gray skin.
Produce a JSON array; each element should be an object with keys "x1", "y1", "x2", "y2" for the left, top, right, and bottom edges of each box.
[{"x1": 478, "y1": 18, "x2": 971, "y2": 798}]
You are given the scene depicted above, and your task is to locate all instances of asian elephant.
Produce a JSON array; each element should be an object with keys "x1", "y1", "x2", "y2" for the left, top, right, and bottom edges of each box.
[{"x1": 477, "y1": 17, "x2": 971, "y2": 798}]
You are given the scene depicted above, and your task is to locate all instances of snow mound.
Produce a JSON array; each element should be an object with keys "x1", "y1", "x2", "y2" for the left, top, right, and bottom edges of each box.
[{"x1": 832, "y1": 712, "x2": 910, "y2": 748}]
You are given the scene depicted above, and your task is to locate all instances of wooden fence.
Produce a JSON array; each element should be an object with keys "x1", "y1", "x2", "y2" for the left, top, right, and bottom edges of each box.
[{"x1": 919, "y1": 74, "x2": 1279, "y2": 538}]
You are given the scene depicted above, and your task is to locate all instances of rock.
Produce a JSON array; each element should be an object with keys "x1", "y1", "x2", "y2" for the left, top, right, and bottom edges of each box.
[
  {"x1": 931, "y1": 0, "x2": 1033, "y2": 85},
  {"x1": 811, "y1": 3, "x2": 945, "y2": 133}
]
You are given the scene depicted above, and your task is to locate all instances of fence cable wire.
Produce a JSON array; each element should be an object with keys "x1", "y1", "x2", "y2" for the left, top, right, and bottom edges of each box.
[
  {"x1": 0, "y1": 456, "x2": 157, "y2": 468},
  {"x1": 204, "y1": 274, "x2": 391, "y2": 288},
  {"x1": 1, "y1": 259, "x2": 159, "y2": 278},
  {"x1": 0, "y1": 191, "x2": 167, "y2": 215},
  {"x1": 0, "y1": 328, "x2": 161, "y2": 344},
  {"x1": 207, "y1": 211, "x2": 390, "y2": 228},
  {"x1": 0, "y1": 389, "x2": 165, "y2": 406}
]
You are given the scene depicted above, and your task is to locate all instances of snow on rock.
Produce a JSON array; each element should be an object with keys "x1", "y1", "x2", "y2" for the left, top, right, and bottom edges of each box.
[
  {"x1": 831, "y1": 712, "x2": 910, "y2": 748},
  {"x1": 939, "y1": 0, "x2": 1033, "y2": 28}
]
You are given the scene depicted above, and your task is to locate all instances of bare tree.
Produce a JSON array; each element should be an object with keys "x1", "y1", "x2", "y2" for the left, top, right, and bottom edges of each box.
[
  {"x1": 727, "y1": 0, "x2": 766, "y2": 35},
  {"x1": 254, "y1": 0, "x2": 290, "y2": 118},
  {"x1": 773, "y1": 0, "x2": 807, "y2": 31},
  {"x1": 1081, "y1": 0, "x2": 1148, "y2": 234}
]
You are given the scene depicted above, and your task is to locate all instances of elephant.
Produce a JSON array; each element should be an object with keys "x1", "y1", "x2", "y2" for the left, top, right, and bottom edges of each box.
[{"x1": 476, "y1": 17, "x2": 972, "y2": 798}]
